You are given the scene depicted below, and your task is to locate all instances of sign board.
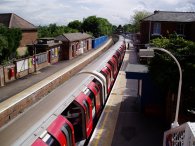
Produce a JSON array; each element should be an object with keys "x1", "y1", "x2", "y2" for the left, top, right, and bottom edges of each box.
[{"x1": 16, "y1": 59, "x2": 28, "y2": 72}]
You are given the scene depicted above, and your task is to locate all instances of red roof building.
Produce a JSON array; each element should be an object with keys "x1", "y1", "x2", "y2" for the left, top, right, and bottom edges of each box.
[
  {"x1": 140, "y1": 11, "x2": 195, "y2": 44},
  {"x1": 0, "y1": 13, "x2": 38, "y2": 47}
]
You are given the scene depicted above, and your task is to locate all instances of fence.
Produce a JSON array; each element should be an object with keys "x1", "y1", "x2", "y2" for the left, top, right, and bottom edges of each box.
[
  {"x1": 92, "y1": 36, "x2": 108, "y2": 49},
  {"x1": 0, "y1": 52, "x2": 49, "y2": 86}
]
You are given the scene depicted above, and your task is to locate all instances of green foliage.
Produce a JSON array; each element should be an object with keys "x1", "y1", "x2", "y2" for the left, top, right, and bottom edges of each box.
[
  {"x1": 123, "y1": 24, "x2": 133, "y2": 32},
  {"x1": 131, "y1": 10, "x2": 151, "y2": 32},
  {"x1": 82, "y1": 16, "x2": 112, "y2": 37},
  {"x1": 0, "y1": 24, "x2": 22, "y2": 64},
  {"x1": 0, "y1": 35, "x2": 8, "y2": 56},
  {"x1": 68, "y1": 20, "x2": 82, "y2": 31},
  {"x1": 149, "y1": 34, "x2": 195, "y2": 110},
  {"x1": 38, "y1": 16, "x2": 113, "y2": 38},
  {"x1": 38, "y1": 24, "x2": 78, "y2": 38},
  {"x1": 150, "y1": 37, "x2": 170, "y2": 48}
]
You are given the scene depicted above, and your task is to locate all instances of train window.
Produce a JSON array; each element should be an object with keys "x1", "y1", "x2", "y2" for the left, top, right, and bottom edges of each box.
[
  {"x1": 108, "y1": 60, "x2": 114, "y2": 70},
  {"x1": 84, "y1": 88, "x2": 96, "y2": 119},
  {"x1": 83, "y1": 100, "x2": 90, "y2": 123},
  {"x1": 108, "y1": 60, "x2": 116, "y2": 74},
  {"x1": 105, "y1": 66, "x2": 112, "y2": 81},
  {"x1": 41, "y1": 132, "x2": 60, "y2": 146},
  {"x1": 62, "y1": 103, "x2": 84, "y2": 142},
  {"x1": 61, "y1": 124, "x2": 73, "y2": 146},
  {"x1": 109, "y1": 68, "x2": 114, "y2": 82},
  {"x1": 113, "y1": 55, "x2": 119, "y2": 66},
  {"x1": 93, "y1": 79, "x2": 103, "y2": 106}
]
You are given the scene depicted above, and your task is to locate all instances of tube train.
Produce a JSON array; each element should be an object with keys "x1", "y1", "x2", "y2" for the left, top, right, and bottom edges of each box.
[{"x1": 0, "y1": 36, "x2": 126, "y2": 146}]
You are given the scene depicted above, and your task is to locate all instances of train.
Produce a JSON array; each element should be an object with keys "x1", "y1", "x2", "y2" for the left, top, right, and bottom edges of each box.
[{"x1": 0, "y1": 36, "x2": 126, "y2": 146}]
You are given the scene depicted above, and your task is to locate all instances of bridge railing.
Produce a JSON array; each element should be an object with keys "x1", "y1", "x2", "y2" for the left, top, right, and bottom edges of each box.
[{"x1": 163, "y1": 122, "x2": 195, "y2": 146}]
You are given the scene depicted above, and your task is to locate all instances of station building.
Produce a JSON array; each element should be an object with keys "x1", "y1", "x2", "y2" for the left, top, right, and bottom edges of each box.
[{"x1": 55, "y1": 33, "x2": 92, "y2": 60}]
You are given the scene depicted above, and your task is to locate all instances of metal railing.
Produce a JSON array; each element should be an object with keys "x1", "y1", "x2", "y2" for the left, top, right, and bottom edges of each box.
[{"x1": 163, "y1": 122, "x2": 195, "y2": 146}]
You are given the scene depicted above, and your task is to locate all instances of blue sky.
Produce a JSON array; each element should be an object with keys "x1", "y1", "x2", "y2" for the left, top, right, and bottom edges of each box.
[{"x1": 0, "y1": 0, "x2": 195, "y2": 26}]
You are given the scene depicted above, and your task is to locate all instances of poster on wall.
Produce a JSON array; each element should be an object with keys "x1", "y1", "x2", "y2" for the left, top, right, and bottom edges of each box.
[{"x1": 16, "y1": 59, "x2": 28, "y2": 73}]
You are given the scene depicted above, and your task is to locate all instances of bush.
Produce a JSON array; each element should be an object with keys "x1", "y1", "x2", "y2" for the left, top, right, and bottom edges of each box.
[
  {"x1": 0, "y1": 24, "x2": 22, "y2": 64},
  {"x1": 149, "y1": 34, "x2": 195, "y2": 112}
]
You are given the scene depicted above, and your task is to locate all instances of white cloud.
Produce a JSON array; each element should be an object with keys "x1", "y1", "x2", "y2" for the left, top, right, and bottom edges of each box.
[{"x1": 0, "y1": 0, "x2": 194, "y2": 26}]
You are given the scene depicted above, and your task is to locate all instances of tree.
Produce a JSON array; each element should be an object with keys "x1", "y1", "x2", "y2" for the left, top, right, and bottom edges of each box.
[
  {"x1": 82, "y1": 16, "x2": 99, "y2": 37},
  {"x1": 131, "y1": 11, "x2": 151, "y2": 32},
  {"x1": 38, "y1": 24, "x2": 78, "y2": 38},
  {"x1": 0, "y1": 24, "x2": 22, "y2": 64},
  {"x1": 68, "y1": 20, "x2": 82, "y2": 31},
  {"x1": 82, "y1": 16, "x2": 112, "y2": 37},
  {"x1": 149, "y1": 34, "x2": 195, "y2": 115},
  {"x1": 123, "y1": 24, "x2": 133, "y2": 32}
]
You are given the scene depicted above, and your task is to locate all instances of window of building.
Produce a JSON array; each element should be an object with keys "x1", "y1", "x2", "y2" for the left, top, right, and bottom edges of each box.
[
  {"x1": 176, "y1": 23, "x2": 185, "y2": 36},
  {"x1": 153, "y1": 22, "x2": 161, "y2": 35}
]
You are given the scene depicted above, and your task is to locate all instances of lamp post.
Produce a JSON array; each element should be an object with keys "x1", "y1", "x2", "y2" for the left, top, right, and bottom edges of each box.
[{"x1": 150, "y1": 47, "x2": 182, "y2": 128}]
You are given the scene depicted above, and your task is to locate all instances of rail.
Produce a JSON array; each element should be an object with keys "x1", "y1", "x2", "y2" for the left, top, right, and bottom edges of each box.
[{"x1": 163, "y1": 122, "x2": 195, "y2": 146}]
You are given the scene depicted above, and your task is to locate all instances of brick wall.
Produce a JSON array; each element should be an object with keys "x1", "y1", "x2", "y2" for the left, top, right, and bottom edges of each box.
[
  {"x1": 36, "y1": 61, "x2": 49, "y2": 71},
  {"x1": 0, "y1": 66, "x2": 4, "y2": 86},
  {"x1": 16, "y1": 70, "x2": 29, "y2": 79},
  {"x1": 141, "y1": 21, "x2": 195, "y2": 44},
  {"x1": 20, "y1": 31, "x2": 38, "y2": 47},
  {"x1": 4, "y1": 65, "x2": 16, "y2": 83},
  {"x1": 140, "y1": 21, "x2": 150, "y2": 44},
  {"x1": 28, "y1": 57, "x2": 35, "y2": 73}
]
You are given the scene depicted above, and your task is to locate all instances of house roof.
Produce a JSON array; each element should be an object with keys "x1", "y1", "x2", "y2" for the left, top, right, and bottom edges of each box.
[
  {"x1": 0, "y1": 13, "x2": 37, "y2": 30},
  {"x1": 142, "y1": 11, "x2": 195, "y2": 22},
  {"x1": 55, "y1": 33, "x2": 92, "y2": 42}
]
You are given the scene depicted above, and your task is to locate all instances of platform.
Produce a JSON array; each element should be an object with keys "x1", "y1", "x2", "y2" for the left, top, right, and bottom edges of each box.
[{"x1": 88, "y1": 45, "x2": 165, "y2": 146}]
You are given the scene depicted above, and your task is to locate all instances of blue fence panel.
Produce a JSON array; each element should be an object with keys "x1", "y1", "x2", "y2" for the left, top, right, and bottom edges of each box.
[{"x1": 92, "y1": 36, "x2": 108, "y2": 49}]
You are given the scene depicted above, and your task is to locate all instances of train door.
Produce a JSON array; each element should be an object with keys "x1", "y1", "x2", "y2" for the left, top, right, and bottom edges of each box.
[
  {"x1": 119, "y1": 46, "x2": 125, "y2": 58},
  {"x1": 105, "y1": 63, "x2": 114, "y2": 86},
  {"x1": 62, "y1": 92, "x2": 93, "y2": 142},
  {"x1": 115, "y1": 51, "x2": 121, "y2": 65},
  {"x1": 87, "y1": 82, "x2": 102, "y2": 118},
  {"x1": 92, "y1": 79, "x2": 105, "y2": 106},
  {"x1": 100, "y1": 67, "x2": 112, "y2": 94},
  {"x1": 116, "y1": 49, "x2": 122, "y2": 64},
  {"x1": 32, "y1": 115, "x2": 75, "y2": 146},
  {"x1": 76, "y1": 93, "x2": 93, "y2": 138},
  {"x1": 83, "y1": 87, "x2": 96, "y2": 120},
  {"x1": 112, "y1": 54, "x2": 119, "y2": 68},
  {"x1": 108, "y1": 58, "x2": 118, "y2": 78}
]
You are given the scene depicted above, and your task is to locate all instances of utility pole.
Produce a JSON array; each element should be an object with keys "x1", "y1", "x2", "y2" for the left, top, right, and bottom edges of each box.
[{"x1": 32, "y1": 41, "x2": 37, "y2": 73}]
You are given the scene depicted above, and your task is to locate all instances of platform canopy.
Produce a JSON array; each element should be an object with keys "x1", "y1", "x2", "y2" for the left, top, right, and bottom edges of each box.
[
  {"x1": 139, "y1": 49, "x2": 154, "y2": 58},
  {"x1": 125, "y1": 63, "x2": 149, "y2": 79}
]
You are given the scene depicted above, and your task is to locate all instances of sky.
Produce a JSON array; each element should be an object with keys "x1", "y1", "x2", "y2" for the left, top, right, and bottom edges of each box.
[{"x1": 0, "y1": 0, "x2": 195, "y2": 26}]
